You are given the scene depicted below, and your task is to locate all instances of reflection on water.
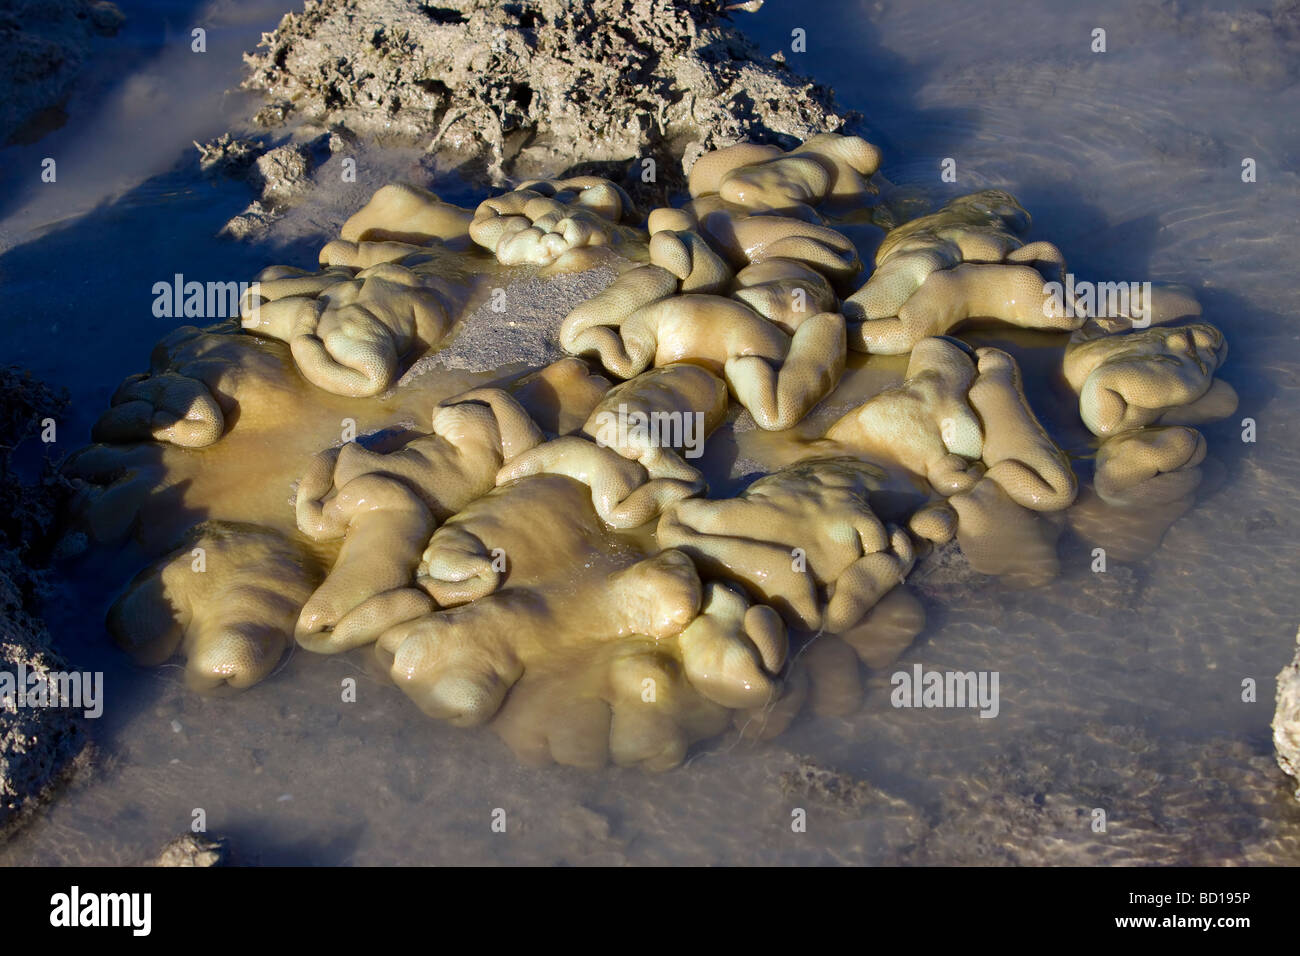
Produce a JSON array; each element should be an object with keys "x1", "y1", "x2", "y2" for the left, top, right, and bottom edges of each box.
[{"x1": 2, "y1": 0, "x2": 1299, "y2": 864}]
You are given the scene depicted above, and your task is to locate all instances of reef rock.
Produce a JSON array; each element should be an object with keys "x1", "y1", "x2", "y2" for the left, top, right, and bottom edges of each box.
[
  {"x1": 1276, "y1": 628, "x2": 1300, "y2": 798},
  {"x1": 237, "y1": 0, "x2": 851, "y2": 196},
  {"x1": 151, "y1": 833, "x2": 228, "y2": 867}
]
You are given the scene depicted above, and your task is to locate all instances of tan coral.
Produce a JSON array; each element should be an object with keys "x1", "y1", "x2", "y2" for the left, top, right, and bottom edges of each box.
[
  {"x1": 294, "y1": 461, "x2": 436, "y2": 651},
  {"x1": 837, "y1": 585, "x2": 926, "y2": 670},
  {"x1": 801, "y1": 636, "x2": 864, "y2": 716},
  {"x1": 581, "y1": 363, "x2": 728, "y2": 481},
  {"x1": 717, "y1": 133, "x2": 881, "y2": 213},
  {"x1": 687, "y1": 143, "x2": 784, "y2": 197},
  {"x1": 730, "y1": 258, "x2": 838, "y2": 335},
  {"x1": 822, "y1": 338, "x2": 1074, "y2": 515},
  {"x1": 63, "y1": 132, "x2": 1240, "y2": 773},
  {"x1": 676, "y1": 580, "x2": 788, "y2": 710},
  {"x1": 558, "y1": 263, "x2": 681, "y2": 369},
  {"x1": 241, "y1": 260, "x2": 460, "y2": 396},
  {"x1": 967, "y1": 347, "x2": 1077, "y2": 511},
  {"x1": 70, "y1": 326, "x2": 316, "y2": 551},
  {"x1": 505, "y1": 357, "x2": 612, "y2": 436},
  {"x1": 790, "y1": 133, "x2": 883, "y2": 205},
  {"x1": 647, "y1": 228, "x2": 733, "y2": 294},
  {"x1": 382, "y1": 481, "x2": 697, "y2": 729},
  {"x1": 67, "y1": 319, "x2": 515, "y2": 561},
  {"x1": 293, "y1": 390, "x2": 544, "y2": 650},
  {"x1": 377, "y1": 474, "x2": 782, "y2": 769},
  {"x1": 556, "y1": 225, "x2": 734, "y2": 362},
  {"x1": 945, "y1": 477, "x2": 1062, "y2": 588},
  {"x1": 560, "y1": 261, "x2": 847, "y2": 431},
  {"x1": 514, "y1": 176, "x2": 636, "y2": 223},
  {"x1": 732, "y1": 666, "x2": 809, "y2": 742},
  {"x1": 657, "y1": 457, "x2": 914, "y2": 633},
  {"x1": 318, "y1": 239, "x2": 430, "y2": 269},
  {"x1": 719, "y1": 154, "x2": 831, "y2": 214},
  {"x1": 1092, "y1": 425, "x2": 1207, "y2": 507},
  {"x1": 822, "y1": 336, "x2": 984, "y2": 495},
  {"x1": 63, "y1": 442, "x2": 170, "y2": 547},
  {"x1": 93, "y1": 372, "x2": 224, "y2": 449},
  {"x1": 725, "y1": 309, "x2": 847, "y2": 432},
  {"x1": 90, "y1": 324, "x2": 293, "y2": 449},
  {"x1": 337, "y1": 183, "x2": 473, "y2": 246},
  {"x1": 1063, "y1": 322, "x2": 1235, "y2": 437},
  {"x1": 64, "y1": 337, "x2": 575, "y2": 561},
  {"x1": 872, "y1": 191, "x2": 1032, "y2": 262},
  {"x1": 238, "y1": 264, "x2": 357, "y2": 315},
  {"x1": 496, "y1": 435, "x2": 703, "y2": 529},
  {"x1": 468, "y1": 178, "x2": 634, "y2": 265},
  {"x1": 694, "y1": 203, "x2": 862, "y2": 280},
  {"x1": 489, "y1": 637, "x2": 734, "y2": 771},
  {"x1": 1066, "y1": 282, "x2": 1203, "y2": 336},
  {"x1": 108, "y1": 523, "x2": 318, "y2": 691},
  {"x1": 1067, "y1": 426, "x2": 1209, "y2": 563},
  {"x1": 843, "y1": 191, "x2": 1078, "y2": 353}
]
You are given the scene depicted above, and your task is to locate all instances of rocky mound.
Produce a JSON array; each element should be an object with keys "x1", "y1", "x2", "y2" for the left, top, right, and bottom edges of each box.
[
  {"x1": 0, "y1": 368, "x2": 86, "y2": 840},
  {"x1": 238, "y1": 0, "x2": 852, "y2": 196},
  {"x1": 0, "y1": 0, "x2": 123, "y2": 145}
]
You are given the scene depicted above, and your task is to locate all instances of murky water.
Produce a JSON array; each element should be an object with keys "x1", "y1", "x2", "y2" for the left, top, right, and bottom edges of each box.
[{"x1": 1, "y1": 0, "x2": 1298, "y2": 864}]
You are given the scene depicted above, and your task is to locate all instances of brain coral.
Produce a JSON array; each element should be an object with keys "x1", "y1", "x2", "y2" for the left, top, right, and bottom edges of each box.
[{"x1": 62, "y1": 133, "x2": 1237, "y2": 770}]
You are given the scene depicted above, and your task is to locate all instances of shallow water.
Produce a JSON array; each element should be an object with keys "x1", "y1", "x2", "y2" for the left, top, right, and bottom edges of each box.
[{"x1": 1, "y1": 0, "x2": 1299, "y2": 864}]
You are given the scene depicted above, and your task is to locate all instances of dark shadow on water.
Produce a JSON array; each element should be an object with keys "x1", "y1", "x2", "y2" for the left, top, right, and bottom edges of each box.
[
  {"x1": 734, "y1": 2, "x2": 978, "y2": 180},
  {"x1": 0, "y1": 0, "x2": 242, "y2": 222},
  {"x1": 222, "y1": 821, "x2": 369, "y2": 866},
  {"x1": 0, "y1": 163, "x2": 273, "y2": 445}
]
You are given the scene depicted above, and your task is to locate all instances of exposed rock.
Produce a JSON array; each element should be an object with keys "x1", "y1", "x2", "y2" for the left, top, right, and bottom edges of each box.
[
  {"x1": 0, "y1": 367, "x2": 86, "y2": 841},
  {"x1": 908, "y1": 537, "x2": 986, "y2": 606},
  {"x1": 152, "y1": 833, "x2": 228, "y2": 867},
  {"x1": 0, "y1": 0, "x2": 124, "y2": 145},
  {"x1": 1275, "y1": 627, "x2": 1300, "y2": 798},
  {"x1": 198, "y1": 132, "x2": 338, "y2": 238},
  {"x1": 196, "y1": 133, "x2": 263, "y2": 176},
  {"x1": 779, "y1": 755, "x2": 913, "y2": 816},
  {"x1": 237, "y1": 0, "x2": 853, "y2": 200},
  {"x1": 248, "y1": 143, "x2": 317, "y2": 204}
]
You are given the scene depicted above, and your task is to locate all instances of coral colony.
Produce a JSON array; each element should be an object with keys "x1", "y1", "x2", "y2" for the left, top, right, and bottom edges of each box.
[{"x1": 65, "y1": 134, "x2": 1235, "y2": 770}]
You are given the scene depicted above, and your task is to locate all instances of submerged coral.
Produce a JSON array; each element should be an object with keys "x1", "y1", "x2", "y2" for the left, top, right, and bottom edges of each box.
[{"x1": 63, "y1": 131, "x2": 1239, "y2": 771}]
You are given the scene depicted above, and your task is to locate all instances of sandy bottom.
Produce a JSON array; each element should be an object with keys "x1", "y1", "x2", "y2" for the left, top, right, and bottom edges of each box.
[{"x1": 1, "y1": 0, "x2": 1298, "y2": 864}]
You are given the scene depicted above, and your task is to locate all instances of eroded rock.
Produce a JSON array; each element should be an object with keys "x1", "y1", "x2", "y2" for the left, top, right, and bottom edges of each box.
[{"x1": 237, "y1": 0, "x2": 852, "y2": 198}]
